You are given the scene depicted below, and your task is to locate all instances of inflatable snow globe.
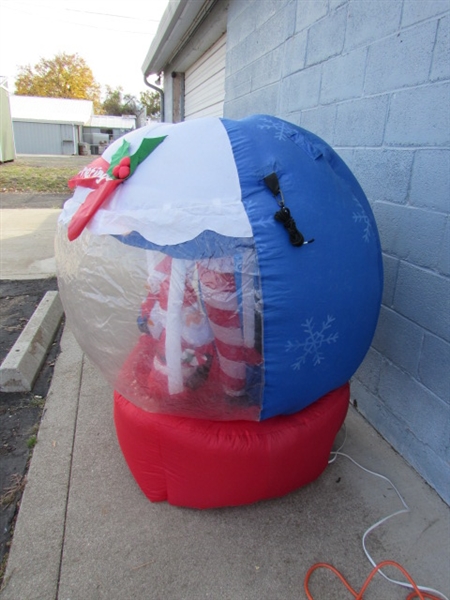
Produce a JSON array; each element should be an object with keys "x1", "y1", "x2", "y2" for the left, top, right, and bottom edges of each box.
[{"x1": 56, "y1": 115, "x2": 383, "y2": 508}]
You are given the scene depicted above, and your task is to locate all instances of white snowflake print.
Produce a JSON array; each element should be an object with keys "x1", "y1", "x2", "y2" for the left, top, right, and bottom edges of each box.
[
  {"x1": 257, "y1": 117, "x2": 297, "y2": 142},
  {"x1": 256, "y1": 215, "x2": 276, "y2": 229},
  {"x1": 352, "y1": 195, "x2": 373, "y2": 242},
  {"x1": 286, "y1": 315, "x2": 339, "y2": 369}
]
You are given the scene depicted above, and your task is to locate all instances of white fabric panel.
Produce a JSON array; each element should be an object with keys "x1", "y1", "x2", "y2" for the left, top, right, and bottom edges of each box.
[
  {"x1": 184, "y1": 35, "x2": 226, "y2": 120},
  {"x1": 59, "y1": 117, "x2": 252, "y2": 244}
]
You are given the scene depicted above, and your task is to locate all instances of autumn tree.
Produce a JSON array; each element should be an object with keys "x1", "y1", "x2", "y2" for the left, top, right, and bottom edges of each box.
[
  {"x1": 101, "y1": 86, "x2": 138, "y2": 116},
  {"x1": 100, "y1": 86, "x2": 160, "y2": 120},
  {"x1": 139, "y1": 90, "x2": 160, "y2": 120},
  {"x1": 15, "y1": 52, "x2": 102, "y2": 112}
]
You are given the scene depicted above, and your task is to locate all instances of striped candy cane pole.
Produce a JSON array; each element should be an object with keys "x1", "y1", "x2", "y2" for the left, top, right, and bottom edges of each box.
[
  {"x1": 140, "y1": 255, "x2": 215, "y2": 397},
  {"x1": 197, "y1": 257, "x2": 250, "y2": 399}
]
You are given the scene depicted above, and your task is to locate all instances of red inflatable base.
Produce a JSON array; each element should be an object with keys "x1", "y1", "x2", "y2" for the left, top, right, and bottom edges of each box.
[{"x1": 114, "y1": 384, "x2": 349, "y2": 509}]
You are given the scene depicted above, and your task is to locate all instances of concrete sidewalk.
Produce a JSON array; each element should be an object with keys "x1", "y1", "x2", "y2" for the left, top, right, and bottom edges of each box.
[
  {"x1": 0, "y1": 192, "x2": 68, "y2": 280},
  {"x1": 0, "y1": 208, "x2": 61, "y2": 280},
  {"x1": 1, "y1": 326, "x2": 449, "y2": 600}
]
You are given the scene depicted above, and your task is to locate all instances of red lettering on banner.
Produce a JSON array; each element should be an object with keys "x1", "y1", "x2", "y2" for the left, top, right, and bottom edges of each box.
[{"x1": 68, "y1": 157, "x2": 111, "y2": 190}]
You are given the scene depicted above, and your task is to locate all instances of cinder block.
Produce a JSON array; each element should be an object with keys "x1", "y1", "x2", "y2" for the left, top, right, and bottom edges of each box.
[
  {"x1": 282, "y1": 31, "x2": 307, "y2": 77},
  {"x1": 349, "y1": 378, "x2": 375, "y2": 410},
  {"x1": 401, "y1": 207, "x2": 447, "y2": 271},
  {"x1": 227, "y1": 49, "x2": 282, "y2": 99},
  {"x1": 251, "y1": 46, "x2": 283, "y2": 91},
  {"x1": 224, "y1": 96, "x2": 247, "y2": 120},
  {"x1": 431, "y1": 15, "x2": 450, "y2": 81},
  {"x1": 372, "y1": 306, "x2": 423, "y2": 375},
  {"x1": 334, "y1": 95, "x2": 389, "y2": 146},
  {"x1": 251, "y1": 7, "x2": 294, "y2": 61},
  {"x1": 374, "y1": 203, "x2": 446, "y2": 271},
  {"x1": 353, "y1": 346, "x2": 383, "y2": 394},
  {"x1": 438, "y1": 219, "x2": 450, "y2": 277},
  {"x1": 365, "y1": 21, "x2": 436, "y2": 94},
  {"x1": 394, "y1": 262, "x2": 450, "y2": 342},
  {"x1": 306, "y1": 6, "x2": 347, "y2": 66},
  {"x1": 0, "y1": 291, "x2": 64, "y2": 392},
  {"x1": 345, "y1": 0, "x2": 402, "y2": 50},
  {"x1": 226, "y1": 37, "x2": 254, "y2": 75},
  {"x1": 301, "y1": 104, "x2": 336, "y2": 144},
  {"x1": 419, "y1": 333, "x2": 450, "y2": 401},
  {"x1": 333, "y1": 148, "x2": 354, "y2": 171},
  {"x1": 330, "y1": 0, "x2": 347, "y2": 9},
  {"x1": 350, "y1": 378, "x2": 389, "y2": 433},
  {"x1": 350, "y1": 149, "x2": 413, "y2": 204},
  {"x1": 381, "y1": 253, "x2": 399, "y2": 307},
  {"x1": 321, "y1": 46, "x2": 366, "y2": 104},
  {"x1": 278, "y1": 111, "x2": 301, "y2": 127},
  {"x1": 353, "y1": 369, "x2": 450, "y2": 503},
  {"x1": 251, "y1": 84, "x2": 280, "y2": 115},
  {"x1": 225, "y1": 68, "x2": 252, "y2": 102},
  {"x1": 255, "y1": 0, "x2": 296, "y2": 33},
  {"x1": 229, "y1": 84, "x2": 279, "y2": 119},
  {"x1": 379, "y1": 361, "x2": 449, "y2": 459},
  {"x1": 295, "y1": 0, "x2": 328, "y2": 32},
  {"x1": 362, "y1": 388, "x2": 450, "y2": 503},
  {"x1": 410, "y1": 149, "x2": 450, "y2": 213},
  {"x1": 226, "y1": 3, "x2": 257, "y2": 50},
  {"x1": 401, "y1": 0, "x2": 449, "y2": 27},
  {"x1": 227, "y1": 0, "x2": 250, "y2": 23},
  {"x1": 385, "y1": 83, "x2": 450, "y2": 146},
  {"x1": 405, "y1": 445, "x2": 450, "y2": 505},
  {"x1": 279, "y1": 65, "x2": 321, "y2": 113}
]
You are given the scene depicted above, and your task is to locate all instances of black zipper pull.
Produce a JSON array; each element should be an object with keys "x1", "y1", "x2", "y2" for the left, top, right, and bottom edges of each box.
[{"x1": 263, "y1": 173, "x2": 314, "y2": 248}]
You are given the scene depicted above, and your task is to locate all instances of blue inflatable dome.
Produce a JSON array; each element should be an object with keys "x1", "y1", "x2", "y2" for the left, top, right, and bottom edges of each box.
[{"x1": 56, "y1": 114, "x2": 383, "y2": 421}]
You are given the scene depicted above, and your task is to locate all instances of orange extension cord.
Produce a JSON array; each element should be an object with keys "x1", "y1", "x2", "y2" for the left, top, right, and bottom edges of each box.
[{"x1": 304, "y1": 560, "x2": 443, "y2": 600}]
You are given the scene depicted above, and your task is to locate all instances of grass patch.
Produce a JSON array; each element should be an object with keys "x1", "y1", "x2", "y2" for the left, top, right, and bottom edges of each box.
[
  {"x1": 0, "y1": 155, "x2": 92, "y2": 193},
  {"x1": 26, "y1": 435, "x2": 37, "y2": 450},
  {"x1": 30, "y1": 396, "x2": 46, "y2": 408},
  {"x1": 0, "y1": 553, "x2": 9, "y2": 590},
  {"x1": 0, "y1": 474, "x2": 26, "y2": 508},
  {"x1": 25, "y1": 423, "x2": 40, "y2": 450}
]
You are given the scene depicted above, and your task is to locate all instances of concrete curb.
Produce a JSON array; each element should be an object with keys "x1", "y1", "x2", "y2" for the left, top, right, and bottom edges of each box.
[
  {"x1": 0, "y1": 328, "x2": 84, "y2": 600},
  {"x1": 0, "y1": 291, "x2": 64, "y2": 392}
]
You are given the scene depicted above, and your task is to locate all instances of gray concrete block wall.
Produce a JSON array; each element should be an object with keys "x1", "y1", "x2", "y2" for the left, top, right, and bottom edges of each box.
[{"x1": 224, "y1": 0, "x2": 450, "y2": 502}]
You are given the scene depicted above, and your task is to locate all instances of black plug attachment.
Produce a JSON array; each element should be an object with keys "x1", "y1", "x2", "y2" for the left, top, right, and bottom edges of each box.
[{"x1": 263, "y1": 172, "x2": 314, "y2": 248}]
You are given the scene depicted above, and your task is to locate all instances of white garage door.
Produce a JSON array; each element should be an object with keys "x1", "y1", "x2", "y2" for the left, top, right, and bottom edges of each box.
[{"x1": 184, "y1": 34, "x2": 226, "y2": 120}]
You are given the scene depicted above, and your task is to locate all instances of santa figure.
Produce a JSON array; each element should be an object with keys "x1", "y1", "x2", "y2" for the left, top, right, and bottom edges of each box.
[{"x1": 134, "y1": 252, "x2": 262, "y2": 413}]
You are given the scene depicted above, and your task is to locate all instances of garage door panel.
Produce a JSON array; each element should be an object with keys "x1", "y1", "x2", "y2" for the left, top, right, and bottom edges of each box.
[
  {"x1": 185, "y1": 65, "x2": 224, "y2": 93},
  {"x1": 185, "y1": 73, "x2": 225, "y2": 106},
  {"x1": 184, "y1": 34, "x2": 226, "y2": 120},
  {"x1": 186, "y1": 50, "x2": 226, "y2": 86},
  {"x1": 187, "y1": 101, "x2": 225, "y2": 120},
  {"x1": 185, "y1": 35, "x2": 226, "y2": 76}
]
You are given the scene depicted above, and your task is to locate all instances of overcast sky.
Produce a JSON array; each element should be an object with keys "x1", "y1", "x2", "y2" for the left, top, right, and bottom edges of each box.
[{"x1": 0, "y1": 0, "x2": 169, "y2": 98}]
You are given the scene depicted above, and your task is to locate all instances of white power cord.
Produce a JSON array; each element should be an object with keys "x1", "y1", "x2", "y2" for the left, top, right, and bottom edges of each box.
[{"x1": 328, "y1": 427, "x2": 449, "y2": 600}]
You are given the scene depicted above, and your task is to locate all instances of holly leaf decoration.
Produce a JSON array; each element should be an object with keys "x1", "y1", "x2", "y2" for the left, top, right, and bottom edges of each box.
[
  {"x1": 107, "y1": 136, "x2": 167, "y2": 179},
  {"x1": 107, "y1": 139, "x2": 130, "y2": 178}
]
